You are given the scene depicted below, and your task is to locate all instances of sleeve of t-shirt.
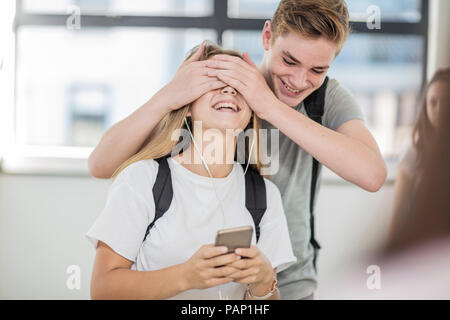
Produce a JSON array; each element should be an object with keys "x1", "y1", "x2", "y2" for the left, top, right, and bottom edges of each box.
[
  {"x1": 257, "y1": 179, "x2": 297, "y2": 274},
  {"x1": 322, "y1": 78, "x2": 365, "y2": 131},
  {"x1": 85, "y1": 161, "x2": 156, "y2": 262}
]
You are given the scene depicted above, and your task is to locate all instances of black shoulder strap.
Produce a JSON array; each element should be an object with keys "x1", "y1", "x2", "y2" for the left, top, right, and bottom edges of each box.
[
  {"x1": 143, "y1": 156, "x2": 173, "y2": 242},
  {"x1": 144, "y1": 157, "x2": 267, "y2": 243},
  {"x1": 241, "y1": 164, "x2": 267, "y2": 243},
  {"x1": 304, "y1": 76, "x2": 329, "y2": 270}
]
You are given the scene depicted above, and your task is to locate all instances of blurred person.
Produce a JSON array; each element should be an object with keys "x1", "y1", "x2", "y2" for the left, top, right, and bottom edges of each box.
[
  {"x1": 390, "y1": 68, "x2": 450, "y2": 243},
  {"x1": 86, "y1": 43, "x2": 296, "y2": 300},
  {"x1": 88, "y1": 0, "x2": 386, "y2": 300},
  {"x1": 328, "y1": 70, "x2": 450, "y2": 299}
]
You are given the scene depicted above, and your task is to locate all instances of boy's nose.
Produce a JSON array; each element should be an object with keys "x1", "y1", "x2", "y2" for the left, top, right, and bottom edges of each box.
[
  {"x1": 221, "y1": 86, "x2": 237, "y2": 96},
  {"x1": 291, "y1": 68, "x2": 308, "y2": 89}
]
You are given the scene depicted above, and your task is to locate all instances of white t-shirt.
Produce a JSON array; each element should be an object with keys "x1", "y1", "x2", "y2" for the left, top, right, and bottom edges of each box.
[{"x1": 86, "y1": 157, "x2": 297, "y2": 300}]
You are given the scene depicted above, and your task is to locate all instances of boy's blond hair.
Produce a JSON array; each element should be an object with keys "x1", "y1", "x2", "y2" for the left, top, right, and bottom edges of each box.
[{"x1": 271, "y1": 0, "x2": 350, "y2": 54}]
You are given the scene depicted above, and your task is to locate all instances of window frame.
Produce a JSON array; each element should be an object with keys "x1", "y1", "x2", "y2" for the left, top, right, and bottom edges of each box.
[{"x1": 1, "y1": 0, "x2": 429, "y2": 180}]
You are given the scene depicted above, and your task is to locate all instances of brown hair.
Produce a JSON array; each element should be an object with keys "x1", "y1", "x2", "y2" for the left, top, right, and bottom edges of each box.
[
  {"x1": 412, "y1": 68, "x2": 450, "y2": 170},
  {"x1": 112, "y1": 41, "x2": 264, "y2": 178},
  {"x1": 270, "y1": 0, "x2": 350, "y2": 54}
]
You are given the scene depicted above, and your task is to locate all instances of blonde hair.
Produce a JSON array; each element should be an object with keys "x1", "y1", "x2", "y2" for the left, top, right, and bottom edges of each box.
[
  {"x1": 271, "y1": 0, "x2": 350, "y2": 55},
  {"x1": 112, "y1": 42, "x2": 264, "y2": 178}
]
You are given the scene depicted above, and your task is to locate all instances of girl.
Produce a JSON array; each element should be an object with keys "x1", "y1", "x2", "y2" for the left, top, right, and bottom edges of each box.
[
  {"x1": 390, "y1": 68, "x2": 450, "y2": 241},
  {"x1": 86, "y1": 43, "x2": 296, "y2": 300}
]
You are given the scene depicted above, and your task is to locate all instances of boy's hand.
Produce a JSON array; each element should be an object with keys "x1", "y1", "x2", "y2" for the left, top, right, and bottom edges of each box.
[
  {"x1": 205, "y1": 53, "x2": 279, "y2": 120},
  {"x1": 162, "y1": 43, "x2": 228, "y2": 111}
]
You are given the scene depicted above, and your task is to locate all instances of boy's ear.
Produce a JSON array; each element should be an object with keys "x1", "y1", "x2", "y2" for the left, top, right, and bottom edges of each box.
[{"x1": 262, "y1": 20, "x2": 273, "y2": 51}]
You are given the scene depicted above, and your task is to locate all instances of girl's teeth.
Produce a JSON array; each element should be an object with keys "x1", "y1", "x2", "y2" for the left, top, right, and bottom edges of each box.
[{"x1": 214, "y1": 103, "x2": 238, "y2": 112}]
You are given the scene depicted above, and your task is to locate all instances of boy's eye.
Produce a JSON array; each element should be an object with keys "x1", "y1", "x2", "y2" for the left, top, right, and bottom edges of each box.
[
  {"x1": 312, "y1": 69, "x2": 324, "y2": 75},
  {"x1": 282, "y1": 57, "x2": 295, "y2": 66}
]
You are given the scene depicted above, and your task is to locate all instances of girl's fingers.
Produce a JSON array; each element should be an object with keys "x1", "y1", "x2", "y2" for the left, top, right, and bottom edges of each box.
[
  {"x1": 233, "y1": 276, "x2": 258, "y2": 285},
  {"x1": 199, "y1": 244, "x2": 228, "y2": 259},
  {"x1": 229, "y1": 267, "x2": 257, "y2": 280},
  {"x1": 227, "y1": 256, "x2": 255, "y2": 270},
  {"x1": 206, "y1": 252, "x2": 240, "y2": 268},
  {"x1": 235, "y1": 246, "x2": 259, "y2": 259},
  {"x1": 210, "y1": 265, "x2": 240, "y2": 278}
]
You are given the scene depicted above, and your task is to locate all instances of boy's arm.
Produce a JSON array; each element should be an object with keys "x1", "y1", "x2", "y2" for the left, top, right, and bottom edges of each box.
[
  {"x1": 87, "y1": 90, "x2": 170, "y2": 179},
  {"x1": 88, "y1": 43, "x2": 227, "y2": 179},
  {"x1": 267, "y1": 103, "x2": 386, "y2": 192},
  {"x1": 207, "y1": 54, "x2": 387, "y2": 192}
]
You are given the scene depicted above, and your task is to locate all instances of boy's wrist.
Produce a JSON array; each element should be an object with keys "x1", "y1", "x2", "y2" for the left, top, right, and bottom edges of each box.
[{"x1": 156, "y1": 83, "x2": 183, "y2": 112}]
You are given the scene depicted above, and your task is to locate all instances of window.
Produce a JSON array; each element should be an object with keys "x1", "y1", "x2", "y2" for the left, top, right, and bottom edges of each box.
[
  {"x1": 16, "y1": 26, "x2": 216, "y2": 147},
  {"x1": 5, "y1": 0, "x2": 429, "y2": 174}
]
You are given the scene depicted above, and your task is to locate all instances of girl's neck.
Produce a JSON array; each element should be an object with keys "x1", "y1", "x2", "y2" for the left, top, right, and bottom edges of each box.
[{"x1": 174, "y1": 129, "x2": 237, "y2": 178}]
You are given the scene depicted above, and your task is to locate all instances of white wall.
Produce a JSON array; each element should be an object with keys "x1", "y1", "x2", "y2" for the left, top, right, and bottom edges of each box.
[
  {"x1": 0, "y1": 171, "x2": 395, "y2": 299},
  {"x1": 427, "y1": 0, "x2": 450, "y2": 80}
]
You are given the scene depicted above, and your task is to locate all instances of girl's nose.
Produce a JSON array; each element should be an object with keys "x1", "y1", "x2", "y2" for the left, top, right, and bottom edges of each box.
[{"x1": 221, "y1": 86, "x2": 237, "y2": 96}]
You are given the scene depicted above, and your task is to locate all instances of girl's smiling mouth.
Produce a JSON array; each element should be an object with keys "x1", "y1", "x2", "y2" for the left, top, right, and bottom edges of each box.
[{"x1": 211, "y1": 101, "x2": 241, "y2": 113}]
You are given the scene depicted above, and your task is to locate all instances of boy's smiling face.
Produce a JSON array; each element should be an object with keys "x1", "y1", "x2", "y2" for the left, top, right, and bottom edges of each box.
[{"x1": 260, "y1": 21, "x2": 338, "y2": 107}]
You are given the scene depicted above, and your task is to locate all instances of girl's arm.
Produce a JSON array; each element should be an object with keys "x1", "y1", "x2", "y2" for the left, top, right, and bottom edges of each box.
[
  {"x1": 91, "y1": 241, "x2": 241, "y2": 299},
  {"x1": 90, "y1": 241, "x2": 185, "y2": 299},
  {"x1": 244, "y1": 268, "x2": 280, "y2": 300}
]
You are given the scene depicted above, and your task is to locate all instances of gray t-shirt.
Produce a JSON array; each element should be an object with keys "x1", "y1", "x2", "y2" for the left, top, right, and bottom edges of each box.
[{"x1": 262, "y1": 78, "x2": 365, "y2": 299}]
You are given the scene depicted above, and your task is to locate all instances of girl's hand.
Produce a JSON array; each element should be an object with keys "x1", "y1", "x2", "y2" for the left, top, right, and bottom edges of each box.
[
  {"x1": 182, "y1": 244, "x2": 241, "y2": 290},
  {"x1": 161, "y1": 43, "x2": 228, "y2": 112},
  {"x1": 227, "y1": 245, "x2": 274, "y2": 287}
]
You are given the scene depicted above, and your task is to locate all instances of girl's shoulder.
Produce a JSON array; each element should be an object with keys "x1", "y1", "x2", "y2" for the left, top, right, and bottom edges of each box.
[{"x1": 112, "y1": 159, "x2": 160, "y2": 193}]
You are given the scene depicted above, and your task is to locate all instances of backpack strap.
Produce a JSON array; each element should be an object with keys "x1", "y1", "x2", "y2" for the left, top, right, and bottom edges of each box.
[
  {"x1": 144, "y1": 157, "x2": 267, "y2": 243},
  {"x1": 303, "y1": 76, "x2": 329, "y2": 270},
  {"x1": 143, "y1": 156, "x2": 173, "y2": 242},
  {"x1": 241, "y1": 164, "x2": 267, "y2": 243}
]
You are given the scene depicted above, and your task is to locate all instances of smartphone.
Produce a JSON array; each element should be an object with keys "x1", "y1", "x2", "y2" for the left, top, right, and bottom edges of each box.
[{"x1": 215, "y1": 225, "x2": 253, "y2": 254}]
